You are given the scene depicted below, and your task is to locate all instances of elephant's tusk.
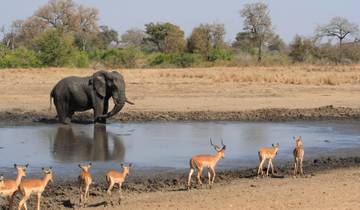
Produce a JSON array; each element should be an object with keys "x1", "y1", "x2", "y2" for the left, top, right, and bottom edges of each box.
[{"x1": 125, "y1": 99, "x2": 135, "y2": 105}]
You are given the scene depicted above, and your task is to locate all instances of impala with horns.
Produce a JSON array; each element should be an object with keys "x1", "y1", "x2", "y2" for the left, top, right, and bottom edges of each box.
[
  {"x1": 293, "y1": 136, "x2": 305, "y2": 176},
  {"x1": 257, "y1": 143, "x2": 280, "y2": 177},
  {"x1": 78, "y1": 163, "x2": 92, "y2": 207},
  {"x1": 18, "y1": 167, "x2": 53, "y2": 210},
  {"x1": 0, "y1": 164, "x2": 28, "y2": 209},
  {"x1": 187, "y1": 138, "x2": 226, "y2": 189}
]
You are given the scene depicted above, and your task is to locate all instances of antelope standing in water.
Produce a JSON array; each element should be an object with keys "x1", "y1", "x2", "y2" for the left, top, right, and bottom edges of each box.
[
  {"x1": 293, "y1": 136, "x2": 305, "y2": 176},
  {"x1": 0, "y1": 164, "x2": 28, "y2": 209},
  {"x1": 78, "y1": 163, "x2": 92, "y2": 207},
  {"x1": 17, "y1": 167, "x2": 53, "y2": 210},
  {"x1": 187, "y1": 139, "x2": 226, "y2": 189},
  {"x1": 257, "y1": 143, "x2": 280, "y2": 177}
]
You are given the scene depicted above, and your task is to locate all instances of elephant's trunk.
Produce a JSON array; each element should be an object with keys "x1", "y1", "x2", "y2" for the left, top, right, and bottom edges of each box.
[{"x1": 100, "y1": 97, "x2": 125, "y2": 119}]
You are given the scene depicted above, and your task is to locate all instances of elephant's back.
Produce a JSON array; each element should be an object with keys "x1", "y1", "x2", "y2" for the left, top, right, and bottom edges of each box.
[{"x1": 51, "y1": 76, "x2": 91, "y2": 100}]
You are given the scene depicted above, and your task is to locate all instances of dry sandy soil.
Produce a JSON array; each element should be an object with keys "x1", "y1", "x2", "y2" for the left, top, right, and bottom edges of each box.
[
  {"x1": 1, "y1": 65, "x2": 360, "y2": 123},
  {"x1": 112, "y1": 167, "x2": 360, "y2": 210}
]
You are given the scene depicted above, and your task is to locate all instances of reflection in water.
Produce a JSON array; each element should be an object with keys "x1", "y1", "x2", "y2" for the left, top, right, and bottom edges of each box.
[{"x1": 51, "y1": 125, "x2": 125, "y2": 162}]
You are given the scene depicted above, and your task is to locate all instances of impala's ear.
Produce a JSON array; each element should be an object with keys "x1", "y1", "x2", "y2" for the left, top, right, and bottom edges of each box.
[
  {"x1": 78, "y1": 164, "x2": 81, "y2": 168},
  {"x1": 14, "y1": 164, "x2": 17, "y2": 168},
  {"x1": 25, "y1": 163, "x2": 29, "y2": 168},
  {"x1": 42, "y1": 167, "x2": 45, "y2": 171},
  {"x1": 120, "y1": 163, "x2": 124, "y2": 168},
  {"x1": 129, "y1": 163, "x2": 133, "y2": 167},
  {"x1": 272, "y1": 144, "x2": 274, "y2": 147},
  {"x1": 49, "y1": 167, "x2": 53, "y2": 170}
]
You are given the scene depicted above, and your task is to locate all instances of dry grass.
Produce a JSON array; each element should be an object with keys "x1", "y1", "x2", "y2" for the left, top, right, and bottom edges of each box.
[
  {"x1": 156, "y1": 65, "x2": 360, "y2": 86},
  {"x1": 1, "y1": 65, "x2": 360, "y2": 113}
]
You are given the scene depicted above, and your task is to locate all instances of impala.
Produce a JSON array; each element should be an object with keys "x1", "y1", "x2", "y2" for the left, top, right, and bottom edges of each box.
[
  {"x1": 17, "y1": 167, "x2": 53, "y2": 210},
  {"x1": 105, "y1": 163, "x2": 132, "y2": 205},
  {"x1": 293, "y1": 136, "x2": 305, "y2": 176},
  {"x1": 0, "y1": 164, "x2": 28, "y2": 209},
  {"x1": 0, "y1": 175, "x2": 4, "y2": 188},
  {"x1": 187, "y1": 139, "x2": 226, "y2": 189},
  {"x1": 257, "y1": 143, "x2": 280, "y2": 177},
  {"x1": 78, "y1": 163, "x2": 92, "y2": 207}
]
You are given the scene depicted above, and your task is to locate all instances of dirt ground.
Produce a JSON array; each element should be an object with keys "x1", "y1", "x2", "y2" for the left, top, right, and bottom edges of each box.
[
  {"x1": 115, "y1": 167, "x2": 360, "y2": 210},
  {"x1": 1, "y1": 65, "x2": 360, "y2": 123}
]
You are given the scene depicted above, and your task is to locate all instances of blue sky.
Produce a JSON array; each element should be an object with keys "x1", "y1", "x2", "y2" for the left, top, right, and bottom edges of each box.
[{"x1": 2, "y1": 0, "x2": 360, "y2": 43}]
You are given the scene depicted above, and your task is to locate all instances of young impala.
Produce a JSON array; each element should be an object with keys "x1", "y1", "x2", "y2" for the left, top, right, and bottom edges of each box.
[
  {"x1": 0, "y1": 164, "x2": 28, "y2": 209},
  {"x1": 257, "y1": 143, "x2": 280, "y2": 177},
  {"x1": 78, "y1": 163, "x2": 92, "y2": 207},
  {"x1": 17, "y1": 167, "x2": 53, "y2": 210},
  {"x1": 105, "y1": 163, "x2": 132, "y2": 204},
  {"x1": 187, "y1": 139, "x2": 226, "y2": 189},
  {"x1": 293, "y1": 136, "x2": 305, "y2": 176}
]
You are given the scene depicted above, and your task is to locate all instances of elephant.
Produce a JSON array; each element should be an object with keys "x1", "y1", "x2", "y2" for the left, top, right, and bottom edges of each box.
[{"x1": 50, "y1": 70, "x2": 133, "y2": 124}]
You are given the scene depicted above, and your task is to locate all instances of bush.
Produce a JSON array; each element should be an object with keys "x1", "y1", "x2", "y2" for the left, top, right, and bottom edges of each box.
[
  {"x1": 208, "y1": 48, "x2": 233, "y2": 61},
  {"x1": 100, "y1": 47, "x2": 141, "y2": 68},
  {"x1": 150, "y1": 53, "x2": 202, "y2": 67},
  {"x1": 68, "y1": 50, "x2": 89, "y2": 68},
  {"x1": 35, "y1": 29, "x2": 77, "y2": 67},
  {"x1": 0, "y1": 46, "x2": 41, "y2": 68}
]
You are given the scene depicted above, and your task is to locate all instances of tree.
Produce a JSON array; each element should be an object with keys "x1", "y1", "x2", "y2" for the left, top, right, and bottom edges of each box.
[
  {"x1": 144, "y1": 22, "x2": 185, "y2": 53},
  {"x1": 121, "y1": 28, "x2": 146, "y2": 48},
  {"x1": 232, "y1": 31, "x2": 257, "y2": 53},
  {"x1": 316, "y1": 16, "x2": 359, "y2": 47},
  {"x1": 96, "y1": 25, "x2": 119, "y2": 49},
  {"x1": 240, "y1": 2, "x2": 273, "y2": 61},
  {"x1": 34, "y1": 28, "x2": 75, "y2": 66},
  {"x1": 187, "y1": 24, "x2": 212, "y2": 55},
  {"x1": 187, "y1": 23, "x2": 227, "y2": 57},
  {"x1": 288, "y1": 35, "x2": 315, "y2": 62}
]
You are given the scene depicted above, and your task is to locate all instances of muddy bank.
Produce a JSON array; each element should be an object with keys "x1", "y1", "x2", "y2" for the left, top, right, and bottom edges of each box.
[
  {"x1": 1, "y1": 105, "x2": 360, "y2": 126},
  {"x1": 3, "y1": 156, "x2": 359, "y2": 210}
]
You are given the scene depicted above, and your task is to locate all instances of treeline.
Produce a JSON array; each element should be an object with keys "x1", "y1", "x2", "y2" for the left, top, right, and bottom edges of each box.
[{"x1": 1, "y1": 0, "x2": 360, "y2": 69}]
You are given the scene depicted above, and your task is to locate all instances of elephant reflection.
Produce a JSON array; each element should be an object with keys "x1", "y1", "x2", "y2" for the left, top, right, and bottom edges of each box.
[{"x1": 51, "y1": 125, "x2": 125, "y2": 161}]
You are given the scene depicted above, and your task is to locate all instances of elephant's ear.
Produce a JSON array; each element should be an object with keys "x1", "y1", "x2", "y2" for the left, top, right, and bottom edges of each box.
[{"x1": 92, "y1": 73, "x2": 106, "y2": 98}]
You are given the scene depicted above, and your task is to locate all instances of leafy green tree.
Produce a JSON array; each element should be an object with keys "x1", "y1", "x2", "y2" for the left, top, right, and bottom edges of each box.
[
  {"x1": 144, "y1": 22, "x2": 185, "y2": 53},
  {"x1": 34, "y1": 29, "x2": 76, "y2": 66}
]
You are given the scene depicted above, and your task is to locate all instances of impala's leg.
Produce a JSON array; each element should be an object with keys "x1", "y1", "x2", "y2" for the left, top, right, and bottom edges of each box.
[
  {"x1": 294, "y1": 157, "x2": 298, "y2": 176},
  {"x1": 18, "y1": 195, "x2": 29, "y2": 210},
  {"x1": 257, "y1": 158, "x2": 265, "y2": 176},
  {"x1": 211, "y1": 167, "x2": 216, "y2": 185},
  {"x1": 187, "y1": 168, "x2": 194, "y2": 188},
  {"x1": 84, "y1": 184, "x2": 90, "y2": 206},
  {"x1": 300, "y1": 158, "x2": 304, "y2": 176},
  {"x1": 270, "y1": 159, "x2": 275, "y2": 175},
  {"x1": 266, "y1": 159, "x2": 272, "y2": 176},
  {"x1": 197, "y1": 168, "x2": 203, "y2": 185},
  {"x1": 107, "y1": 180, "x2": 115, "y2": 196},
  {"x1": 207, "y1": 168, "x2": 211, "y2": 186},
  {"x1": 37, "y1": 193, "x2": 41, "y2": 210},
  {"x1": 118, "y1": 183, "x2": 123, "y2": 196}
]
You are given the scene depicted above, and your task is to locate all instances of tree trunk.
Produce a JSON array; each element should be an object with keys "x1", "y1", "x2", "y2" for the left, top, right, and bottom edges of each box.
[{"x1": 257, "y1": 38, "x2": 262, "y2": 62}]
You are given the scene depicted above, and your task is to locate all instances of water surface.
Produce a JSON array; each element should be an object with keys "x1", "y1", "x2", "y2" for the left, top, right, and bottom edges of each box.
[{"x1": 0, "y1": 121, "x2": 360, "y2": 179}]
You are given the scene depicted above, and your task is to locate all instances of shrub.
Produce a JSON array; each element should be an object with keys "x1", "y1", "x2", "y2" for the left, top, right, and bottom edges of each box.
[
  {"x1": 150, "y1": 53, "x2": 202, "y2": 67},
  {"x1": 208, "y1": 48, "x2": 233, "y2": 61},
  {"x1": 0, "y1": 46, "x2": 41, "y2": 68},
  {"x1": 34, "y1": 29, "x2": 76, "y2": 67},
  {"x1": 101, "y1": 47, "x2": 141, "y2": 68}
]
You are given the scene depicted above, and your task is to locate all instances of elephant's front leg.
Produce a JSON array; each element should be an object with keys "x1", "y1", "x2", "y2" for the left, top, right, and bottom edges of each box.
[{"x1": 93, "y1": 99, "x2": 108, "y2": 124}]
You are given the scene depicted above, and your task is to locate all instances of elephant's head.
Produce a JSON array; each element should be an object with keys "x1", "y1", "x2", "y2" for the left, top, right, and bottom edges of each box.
[{"x1": 91, "y1": 70, "x2": 133, "y2": 119}]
